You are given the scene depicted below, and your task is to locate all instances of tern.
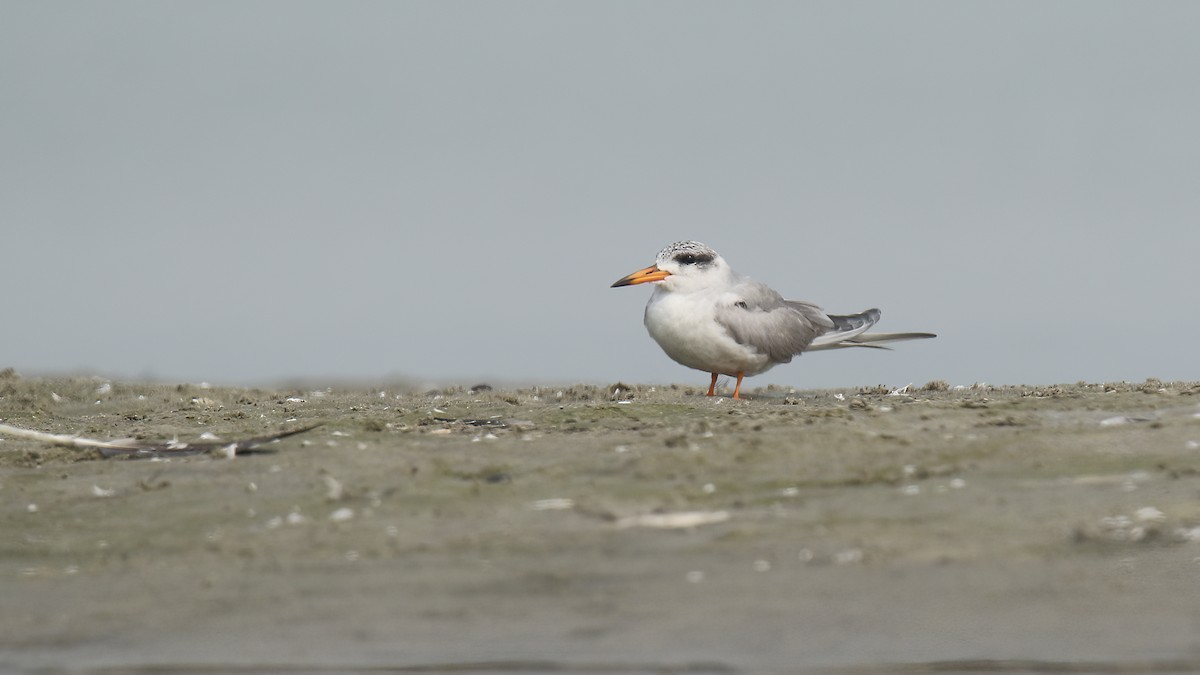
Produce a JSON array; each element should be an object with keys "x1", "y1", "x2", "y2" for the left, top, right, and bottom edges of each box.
[{"x1": 611, "y1": 241, "x2": 936, "y2": 399}]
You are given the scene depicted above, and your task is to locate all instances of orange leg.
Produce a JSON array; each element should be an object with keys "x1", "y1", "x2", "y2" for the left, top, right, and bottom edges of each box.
[
  {"x1": 706, "y1": 373, "x2": 718, "y2": 396},
  {"x1": 732, "y1": 372, "x2": 745, "y2": 400}
]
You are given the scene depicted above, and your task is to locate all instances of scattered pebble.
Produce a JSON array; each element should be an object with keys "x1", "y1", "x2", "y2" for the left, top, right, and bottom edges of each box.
[
  {"x1": 1121, "y1": 473, "x2": 1149, "y2": 492},
  {"x1": 685, "y1": 570, "x2": 705, "y2": 583},
  {"x1": 835, "y1": 548, "x2": 864, "y2": 564},
  {"x1": 1100, "y1": 415, "x2": 1152, "y2": 427},
  {"x1": 329, "y1": 507, "x2": 355, "y2": 522},
  {"x1": 91, "y1": 485, "x2": 115, "y2": 498},
  {"x1": 752, "y1": 559, "x2": 771, "y2": 572},
  {"x1": 1078, "y1": 507, "x2": 1199, "y2": 544},
  {"x1": 324, "y1": 475, "x2": 345, "y2": 501},
  {"x1": 1096, "y1": 515, "x2": 1148, "y2": 542},
  {"x1": 27, "y1": 503, "x2": 38, "y2": 513},
  {"x1": 1135, "y1": 507, "x2": 1165, "y2": 523},
  {"x1": 529, "y1": 498, "x2": 574, "y2": 510},
  {"x1": 1176, "y1": 527, "x2": 1200, "y2": 543},
  {"x1": 901, "y1": 484, "x2": 921, "y2": 496},
  {"x1": 616, "y1": 510, "x2": 730, "y2": 529}
]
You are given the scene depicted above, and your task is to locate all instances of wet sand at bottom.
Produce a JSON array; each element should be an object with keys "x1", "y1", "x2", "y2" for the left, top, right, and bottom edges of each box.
[{"x1": 2, "y1": 373, "x2": 1200, "y2": 673}]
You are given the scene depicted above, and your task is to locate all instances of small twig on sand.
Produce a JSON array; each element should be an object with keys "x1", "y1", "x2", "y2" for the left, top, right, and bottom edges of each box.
[{"x1": 0, "y1": 423, "x2": 321, "y2": 459}]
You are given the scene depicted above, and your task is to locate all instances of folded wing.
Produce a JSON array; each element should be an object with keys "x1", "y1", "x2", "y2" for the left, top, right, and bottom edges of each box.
[
  {"x1": 713, "y1": 283, "x2": 833, "y2": 364},
  {"x1": 719, "y1": 293, "x2": 935, "y2": 358}
]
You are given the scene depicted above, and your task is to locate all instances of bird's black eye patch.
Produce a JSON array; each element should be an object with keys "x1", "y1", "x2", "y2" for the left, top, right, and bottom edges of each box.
[{"x1": 675, "y1": 252, "x2": 714, "y2": 265}]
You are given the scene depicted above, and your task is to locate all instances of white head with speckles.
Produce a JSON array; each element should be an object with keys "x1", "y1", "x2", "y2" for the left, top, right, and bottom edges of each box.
[{"x1": 611, "y1": 241, "x2": 735, "y2": 292}]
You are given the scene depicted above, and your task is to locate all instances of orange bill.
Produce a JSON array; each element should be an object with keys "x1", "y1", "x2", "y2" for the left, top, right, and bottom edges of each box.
[{"x1": 611, "y1": 264, "x2": 671, "y2": 287}]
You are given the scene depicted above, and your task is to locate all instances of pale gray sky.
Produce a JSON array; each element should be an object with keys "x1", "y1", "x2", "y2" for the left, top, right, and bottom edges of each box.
[{"x1": 3, "y1": 1, "x2": 1198, "y2": 389}]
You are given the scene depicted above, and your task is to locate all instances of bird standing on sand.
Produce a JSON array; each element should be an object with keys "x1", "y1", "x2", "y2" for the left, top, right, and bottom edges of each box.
[{"x1": 611, "y1": 241, "x2": 935, "y2": 399}]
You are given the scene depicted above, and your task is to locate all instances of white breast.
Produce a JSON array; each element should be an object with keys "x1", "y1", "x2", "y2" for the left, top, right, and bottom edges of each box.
[{"x1": 643, "y1": 289, "x2": 773, "y2": 377}]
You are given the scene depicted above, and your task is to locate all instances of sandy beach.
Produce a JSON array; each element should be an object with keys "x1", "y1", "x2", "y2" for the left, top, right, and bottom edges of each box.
[{"x1": 3, "y1": 372, "x2": 1200, "y2": 674}]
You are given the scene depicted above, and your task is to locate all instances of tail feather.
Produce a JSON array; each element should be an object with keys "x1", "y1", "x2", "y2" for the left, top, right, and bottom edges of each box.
[
  {"x1": 808, "y1": 307, "x2": 935, "y2": 351},
  {"x1": 845, "y1": 331, "x2": 938, "y2": 343}
]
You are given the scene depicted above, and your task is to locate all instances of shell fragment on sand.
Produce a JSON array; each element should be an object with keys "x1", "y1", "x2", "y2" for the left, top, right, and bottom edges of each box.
[{"x1": 615, "y1": 510, "x2": 731, "y2": 529}]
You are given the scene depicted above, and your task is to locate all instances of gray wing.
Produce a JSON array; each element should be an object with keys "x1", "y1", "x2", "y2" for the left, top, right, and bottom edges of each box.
[{"x1": 713, "y1": 280, "x2": 835, "y2": 363}]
